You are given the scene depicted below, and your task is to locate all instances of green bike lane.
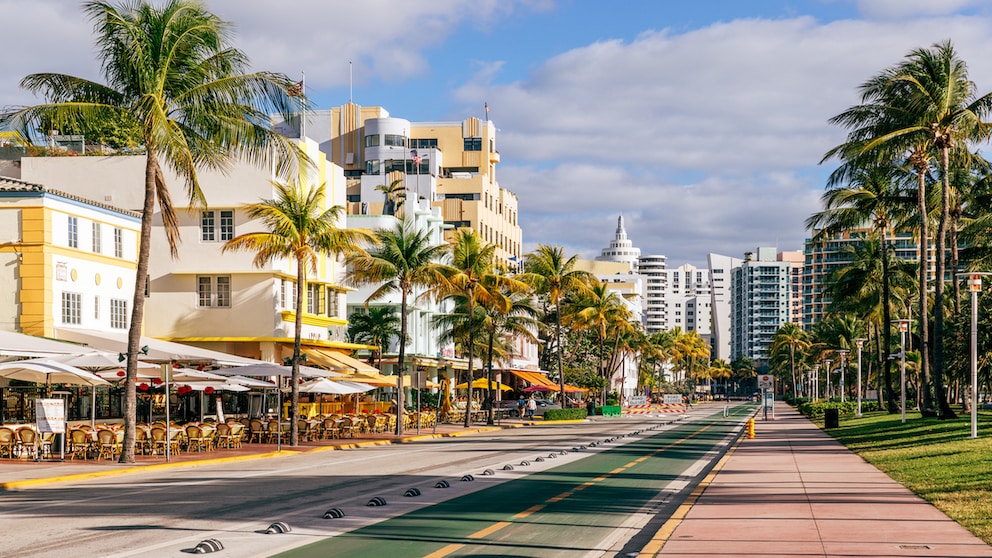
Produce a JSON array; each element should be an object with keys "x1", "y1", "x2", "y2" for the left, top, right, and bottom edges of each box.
[{"x1": 277, "y1": 406, "x2": 753, "y2": 557}]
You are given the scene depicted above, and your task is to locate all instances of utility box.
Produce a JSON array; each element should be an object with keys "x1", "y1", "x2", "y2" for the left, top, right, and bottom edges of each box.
[{"x1": 824, "y1": 408, "x2": 839, "y2": 428}]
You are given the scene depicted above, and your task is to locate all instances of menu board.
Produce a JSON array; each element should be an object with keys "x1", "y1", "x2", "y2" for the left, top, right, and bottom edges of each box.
[{"x1": 35, "y1": 399, "x2": 66, "y2": 433}]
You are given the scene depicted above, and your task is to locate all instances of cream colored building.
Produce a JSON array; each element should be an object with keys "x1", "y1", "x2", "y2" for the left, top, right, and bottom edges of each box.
[
  {"x1": 276, "y1": 104, "x2": 522, "y2": 265},
  {"x1": 15, "y1": 142, "x2": 370, "y2": 365},
  {"x1": 0, "y1": 176, "x2": 140, "y2": 337}
]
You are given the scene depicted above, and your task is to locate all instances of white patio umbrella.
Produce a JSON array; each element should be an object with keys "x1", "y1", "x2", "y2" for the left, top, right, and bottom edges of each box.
[
  {"x1": 171, "y1": 368, "x2": 229, "y2": 382},
  {"x1": 0, "y1": 360, "x2": 110, "y2": 387},
  {"x1": 222, "y1": 375, "x2": 277, "y2": 388},
  {"x1": 296, "y1": 378, "x2": 376, "y2": 395},
  {"x1": 215, "y1": 362, "x2": 348, "y2": 379}
]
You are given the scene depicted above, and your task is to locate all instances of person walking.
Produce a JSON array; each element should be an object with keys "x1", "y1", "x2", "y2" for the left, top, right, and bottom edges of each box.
[{"x1": 526, "y1": 397, "x2": 537, "y2": 419}]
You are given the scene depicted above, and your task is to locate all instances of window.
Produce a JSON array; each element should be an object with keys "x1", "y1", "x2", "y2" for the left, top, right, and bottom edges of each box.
[
  {"x1": 68, "y1": 216, "x2": 78, "y2": 248},
  {"x1": 94, "y1": 295, "x2": 100, "y2": 320},
  {"x1": 384, "y1": 134, "x2": 406, "y2": 147},
  {"x1": 364, "y1": 134, "x2": 380, "y2": 147},
  {"x1": 201, "y1": 211, "x2": 215, "y2": 241},
  {"x1": 325, "y1": 287, "x2": 338, "y2": 317},
  {"x1": 114, "y1": 228, "x2": 123, "y2": 258},
  {"x1": 62, "y1": 292, "x2": 81, "y2": 324},
  {"x1": 307, "y1": 283, "x2": 321, "y2": 314},
  {"x1": 463, "y1": 137, "x2": 482, "y2": 151},
  {"x1": 411, "y1": 138, "x2": 437, "y2": 149},
  {"x1": 197, "y1": 275, "x2": 231, "y2": 307},
  {"x1": 201, "y1": 210, "x2": 234, "y2": 241},
  {"x1": 365, "y1": 160, "x2": 380, "y2": 175},
  {"x1": 279, "y1": 279, "x2": 286, "y2": 309},
  {"x1": 92, "y1": 222, "x2": 102, "y2": 254},
  {"x1": 110, "y1": 299, "x2": 128, "y2": 329}
]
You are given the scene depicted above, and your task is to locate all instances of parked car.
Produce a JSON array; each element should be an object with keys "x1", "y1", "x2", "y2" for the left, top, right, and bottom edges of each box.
[{"x1": 530, "y1": 399, "x2": 561, "y2": 417}]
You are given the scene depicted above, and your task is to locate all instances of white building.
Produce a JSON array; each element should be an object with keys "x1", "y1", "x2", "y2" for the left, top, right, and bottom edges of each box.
[
  {"x1": 638, "y1": 255, "x2": 667, "y2": 332},
  {"x1": 730, "y1": 247, "x2": 796, "y2": 367},
  {"x1": 707, "y1": 253, "x2": 742, "y2": 362}
]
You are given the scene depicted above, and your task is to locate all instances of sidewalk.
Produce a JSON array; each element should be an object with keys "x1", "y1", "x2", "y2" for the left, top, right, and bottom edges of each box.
[
  {"x1": 641, "y1": 404, "x2": 992, "y2": 557},
  {"x1": 0, "y1": 418, "x2": 534, "y2": 489}
]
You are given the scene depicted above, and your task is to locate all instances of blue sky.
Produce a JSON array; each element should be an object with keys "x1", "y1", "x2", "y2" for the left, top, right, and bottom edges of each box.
[{"x1": 5, "y1": 1, "x2": 992, "y2": 268}]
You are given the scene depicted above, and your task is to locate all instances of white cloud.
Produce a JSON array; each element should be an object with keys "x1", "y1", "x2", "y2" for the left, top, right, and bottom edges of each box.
[
  {"x1": 855, "y1": 0, "x2": 987, "y2": 19},
  {"x1": 459, "y1": 14, "x2": 992, "y2": 265}
]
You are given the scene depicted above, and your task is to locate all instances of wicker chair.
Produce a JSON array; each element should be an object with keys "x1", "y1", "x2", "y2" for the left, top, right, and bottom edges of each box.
[
  {"x1": 95, "y1": 429, "x2": 120, "y2": 460},
  {"x1": 0, "y1": 427, "x2": 16, "y2": 458},
  {"x1": 184, "y1": 425, "x2": 207, "y2": 452},
  {"x1": 248, "y1": 419, "x2": 264, "y2": 443},
  {"x1": 16, "y1": 427, "x2": 38, "y2": 459},
  {"x1": 68, "y1": 429, "x2": 90, "y2": 460}
]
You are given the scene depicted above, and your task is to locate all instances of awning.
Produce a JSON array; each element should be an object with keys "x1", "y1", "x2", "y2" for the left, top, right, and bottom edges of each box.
[
  {"x1": 299, "y1": 347, "x2": 379, "y2": 374},
  {"x1": 55, "y1": 328, "x2": 264, "y2": 366},
  {"x1": 0, "y1": 330, "x2": 87, "y2": 358},
  {"x1": 506, "y1": 369, "x2": 557, "y2": 388}
]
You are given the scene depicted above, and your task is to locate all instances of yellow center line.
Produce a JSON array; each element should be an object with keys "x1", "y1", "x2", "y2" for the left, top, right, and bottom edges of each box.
[
  {"x1": 513, "y1": 503, "x2": 546, "y2": 519},
  {"x1": 424, "y1": 543, "x2": 465, "y2": 558},
  {"x1": 548, "y1": 491, "x2": 573, "y2": 502},
  {"x1": 469, "y1": 521, "x2": 511, "y2": 538}
]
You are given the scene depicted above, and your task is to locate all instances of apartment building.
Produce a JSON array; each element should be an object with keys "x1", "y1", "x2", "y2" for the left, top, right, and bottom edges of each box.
[
  {"x1": 277, "y1": 104, "x2": 522, "y2": 265},
  {"x1": 730, "y1": 247, "x2": 796, "y2": 367}
]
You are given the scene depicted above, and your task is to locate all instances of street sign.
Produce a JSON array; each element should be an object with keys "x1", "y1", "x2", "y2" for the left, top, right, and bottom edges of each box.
[
  {"x1": 757, "y1": 375, "x2": 774, "y2": 389},
  {"x1": 663, "y1": 394, "x2": 682, "y2": 405}
]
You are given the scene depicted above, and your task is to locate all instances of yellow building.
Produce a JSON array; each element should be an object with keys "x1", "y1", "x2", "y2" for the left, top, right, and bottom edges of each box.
[
  {"x1": 294, "y1": 104, "x2": 522, "y2": 264},
  {"x1": 0, "y1": 177, "x2": 140, "y2": 337}
]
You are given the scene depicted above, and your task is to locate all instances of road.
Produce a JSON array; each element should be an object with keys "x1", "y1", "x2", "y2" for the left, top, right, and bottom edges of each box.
[{"x1": 3, "y1": 404, "x2": 753, "y2": 557}]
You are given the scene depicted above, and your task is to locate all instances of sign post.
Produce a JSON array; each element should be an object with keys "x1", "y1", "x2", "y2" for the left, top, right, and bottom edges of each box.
[
  {"x1": 36, "y1": 397, "x2": 67, "y2": 461},
  {"x1": 757, "y1": 375, "x2": 775, "y2": 420}
]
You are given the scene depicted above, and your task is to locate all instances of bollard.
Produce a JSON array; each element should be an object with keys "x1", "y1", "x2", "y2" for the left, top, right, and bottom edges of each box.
[{"x1": 747, "y1": 418, "x2": 755, "y2": 439}]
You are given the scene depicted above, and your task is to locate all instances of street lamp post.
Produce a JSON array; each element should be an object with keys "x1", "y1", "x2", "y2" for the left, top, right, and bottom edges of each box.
[
  {"x1": 837, "y1": 350, "x2": 849, "y2": 403},
  {"x1": 956, "y1": 272, "x2": 989, "y2": 439},
  {"x1": 897, "y1": 320, "x2": 909, "y2": 424},
  {"x1": 855, "y1": 338, "x2": 867, "y2": 417},
  {"x1": 824, "y1": 360, "x2": 831, "y2": 400}
]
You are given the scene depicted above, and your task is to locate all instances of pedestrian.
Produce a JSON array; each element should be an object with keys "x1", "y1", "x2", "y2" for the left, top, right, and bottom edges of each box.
[
  {"x1": 518, "y1": 394, "x2": 526, "y2": 417},
  {"x1": 526, "y1": 397, "x2": 537, "y2": 419}
]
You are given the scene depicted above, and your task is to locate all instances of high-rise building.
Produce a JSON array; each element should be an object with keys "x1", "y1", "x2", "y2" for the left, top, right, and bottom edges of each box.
[
  {"x1": 596, "y1": 215, "x2": 640, "y2": 270},
  {"x1": 277, "y1": 104, "x2": 522, "y2": 265},
  {"x1": 803, "y1": 229, "x2": 923, "y2": 328},
  {"x1": 638, "y1": 255, "x2": 667, "y2": 332},
  {"x1": 730, "y1": 247, "x2": 797, "y2": 368},
  {"x1": 707, "y1": 253, "x2": 742, "y2": 362}
]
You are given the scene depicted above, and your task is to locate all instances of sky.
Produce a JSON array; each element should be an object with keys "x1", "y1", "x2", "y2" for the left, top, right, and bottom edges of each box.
[{"x1": 4, "y1": 0, "x2": 992, "y2": 268}]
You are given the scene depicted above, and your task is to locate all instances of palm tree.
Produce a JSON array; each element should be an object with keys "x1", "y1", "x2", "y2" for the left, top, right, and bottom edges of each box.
[
  {"x1": 376, "y1": 178, "x2": 405, "y2": 216},
  {"x1": 521, "y1": 245, "x2": 594, "y2": 403},
  {"x1": 565, "y1": 280, "x2": 629, "y2": 401},
  {"x1": 770, "y1": 323, "x2": 811, "y2": 396},
  {"x1": 432, "y1": 229, "x2": 524, "y2": 427},
  {"x1": 223, "y1": 181, "x2": 373, "y2": 446},
  {"x1": 10, "y1": 0, "x2": 305, "y2": 462},
  {"x1": 347, "y1": 306, "x2": 401, "y2": 370},
  {"x1": 478, "y1": 278, "x2": 540, "y2": 424},
  {"x1": 345, "y1": 222, "x2": 448, "y2": 435},
  {"x1": 808, "y1": 159, "x2": 915, "y2": 410}
]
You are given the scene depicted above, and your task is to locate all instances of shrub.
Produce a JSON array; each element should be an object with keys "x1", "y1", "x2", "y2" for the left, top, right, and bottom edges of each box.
[{"x1": 543, "y1": 408, "x2": 587, "y2": 421}]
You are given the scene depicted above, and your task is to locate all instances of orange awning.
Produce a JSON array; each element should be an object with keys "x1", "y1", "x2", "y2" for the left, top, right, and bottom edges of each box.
[{"x1": 506, "y1": 369, "x2": 557, "y2": 388}]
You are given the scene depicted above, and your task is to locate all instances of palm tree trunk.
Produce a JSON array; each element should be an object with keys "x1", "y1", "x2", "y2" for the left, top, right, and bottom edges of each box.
[
  {"x1": 932, "y1": 146, "x2": 955, "y2": 418},
  {"x1": 120, "y1": 150, "x2": 158, "y2": 464},
  {"x1": 291, "y1": 265, "x2": 304, "y2": 447},
  {"x1": 396, "y1": 289, "x2": 409, "y2": 435},
  {"x1": 914, "y1": 164, "x2": 933, "y2": 415},
  {"x1": 486, "y1": 329, "x2": 496, "y2": 425},
  {"x1": 789, "y1": 345, "x2": 797, "y2": 397},
  {"x1": 464, "y1": 294, "x2": 475, "y2": 428},
  {"x1": 555, "y1": 304, "x2": 565, "y2": 407},
  {"x1": 881, "y1": 230, "x2": 895, "y2": 411}
]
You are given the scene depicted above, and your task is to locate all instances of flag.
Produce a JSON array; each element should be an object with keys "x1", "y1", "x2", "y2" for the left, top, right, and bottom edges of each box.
[
  {"x1": 287, "y1": 81, "x2": 303, "y2": 97},
  {"x1": 485, "y1": 102, "x2": 489, "y2": 120},
  {"x1": 411, "y1": 149, "x2": 422, "y2": 165}
]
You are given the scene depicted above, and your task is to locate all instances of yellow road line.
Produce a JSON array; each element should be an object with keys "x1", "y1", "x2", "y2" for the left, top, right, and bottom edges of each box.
[
  {"x1": 469, "y1": 521, "x2": 511, "y2": 538},
  {"x1": 423, "y1": 543, "x2": 465, "y2": 558},
  {"x1": 513, "y1": 504, "x2": 545, "y2": 519}
]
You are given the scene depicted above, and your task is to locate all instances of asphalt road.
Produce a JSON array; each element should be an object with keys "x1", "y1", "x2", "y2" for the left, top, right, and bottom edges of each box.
[{"x1": 3, "y1": 405, "x2": 753, "y2": 557}]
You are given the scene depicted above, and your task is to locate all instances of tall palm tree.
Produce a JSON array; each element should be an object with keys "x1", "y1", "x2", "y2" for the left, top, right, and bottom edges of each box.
[
  {"x1": 521, "y1": 245, "x2": 594, "y2": 403},
  {"x1": 223, "y1": 181, "x2": 373, "y2": 446},
  {"x1": 345, "y1": 222, "x2": 448, "y2": 435},
  {"x1": 347, "y1": 306, "x2": 401, "y2": 371},
  {"x1": 770, "y1": 323, "x2": 811, "y2": 396},
  {"x1": 10, "y1": 0, "x2": 304, "y2": 462},
  {"x1": 432, "y1": 229, "x2": 524, "y2": 426},
  {"x1": 808, "y1": 160, "x2": 915, "y2": 409},
  {"x1": 565, "y1": 280, "x2": 629, "y2": 401}
]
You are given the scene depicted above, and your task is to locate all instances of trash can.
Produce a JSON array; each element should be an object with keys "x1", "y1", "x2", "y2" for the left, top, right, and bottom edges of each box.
[
  {"x1": 586, "y1": 400, "x2": 595, "y2": 416},
  {"x1": 824, "y1": 408, "x2": 839, "y2": 428}
]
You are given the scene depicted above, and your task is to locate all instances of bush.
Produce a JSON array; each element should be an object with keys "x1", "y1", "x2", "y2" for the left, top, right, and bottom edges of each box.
[
  {"x1": 543, "y1": 408, "x2": 587, "y2": 421},
  {"x1": 796, "y1": 399, "x2": 881, "y2": 420}
]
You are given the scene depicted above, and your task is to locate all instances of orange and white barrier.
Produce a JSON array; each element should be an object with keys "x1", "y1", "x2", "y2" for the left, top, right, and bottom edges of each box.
[{"x1": 622, "y1": 403, "x2": 687, "y2": 415}]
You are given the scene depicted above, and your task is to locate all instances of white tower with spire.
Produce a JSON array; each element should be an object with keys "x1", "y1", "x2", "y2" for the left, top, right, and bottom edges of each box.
[{"x1": 596, "y1": 215, "x2": 641, "y2": 271}]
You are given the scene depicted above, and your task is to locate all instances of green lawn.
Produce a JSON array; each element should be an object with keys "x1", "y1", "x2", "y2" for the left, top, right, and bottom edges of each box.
[{"x1": 824, "y1": 409, "x2": 992, "y2": 544}]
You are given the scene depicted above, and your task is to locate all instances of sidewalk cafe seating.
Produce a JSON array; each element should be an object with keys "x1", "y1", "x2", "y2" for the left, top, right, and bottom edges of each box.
[
  {"x1": 248, "y1": 419, "x2": 264, "y2": 443},
  {"x1": 95, "y1": 429, "x2": 120, "y2": 460},
  {"x1": 16, "y1": 427, "x2": 38, "y2": 459},
  {"x1": 0, "y1": 427, "x2": 15, "y2": 458}
]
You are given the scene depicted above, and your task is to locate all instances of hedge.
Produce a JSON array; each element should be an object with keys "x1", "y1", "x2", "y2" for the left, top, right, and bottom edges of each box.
[
  {"x1": 543, "y1": 408, "x2": 588, "y2": 421},
  {"x1": 796, "y1": 399, "x2": 880, "y2": 420}
]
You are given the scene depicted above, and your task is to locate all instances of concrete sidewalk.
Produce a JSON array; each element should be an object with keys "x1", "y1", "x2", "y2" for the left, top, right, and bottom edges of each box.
[
  {"x1": 0, "y1": 418, "x2": 536, "y2": 489},
  {"x1": 641, "y1": 403, "x2": 992, "y2": 557}
]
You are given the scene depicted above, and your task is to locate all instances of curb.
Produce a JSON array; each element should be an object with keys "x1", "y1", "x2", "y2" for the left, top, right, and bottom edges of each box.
[{"x1": 0, "y1": 421, "x2": 539, "y2": 490}]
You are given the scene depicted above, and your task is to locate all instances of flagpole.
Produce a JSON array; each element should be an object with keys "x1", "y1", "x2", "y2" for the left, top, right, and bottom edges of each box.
[{"x1": 300, "y1": 71, "x2": 306, "y2": 140}]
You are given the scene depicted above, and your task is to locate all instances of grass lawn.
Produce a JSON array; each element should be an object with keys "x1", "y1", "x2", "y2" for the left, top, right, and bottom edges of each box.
[{"x1": 824, "y1": 408, "x2": 992, "y2": 544}]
